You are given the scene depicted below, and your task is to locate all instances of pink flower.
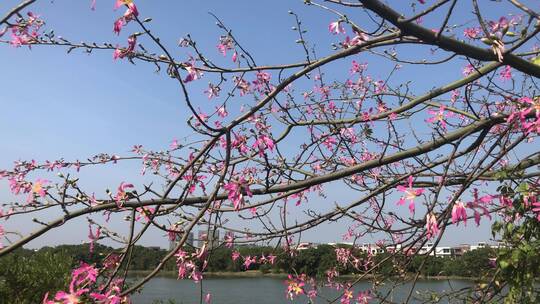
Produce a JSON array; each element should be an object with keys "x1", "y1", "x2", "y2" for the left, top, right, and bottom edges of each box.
[
  {"x1": 113, "y1": 35, "x2": 137, "y2": 60},
  {"x1": 32, "y1": 178, "x2": 49, "y2": 197},
  {"x1": 267, "y1": 254, "x2": 277, "y2": 265},
  {"x1": 113, "y1": 3, "x2": 138, "y2": 35},
  {"x1": 126, "y1": 3, "x2": 138, "y2": 17},
  {"x1": 217, "y1": 35, "x2": 234, "y2": 56},
  {"x1": 243, "y1": 255, "x2": 257, "y2": 269},
  {"x1": 329, "y1": 21, "x2": 345, "y2": 34},
  {"x1": 114, "y1": 182, "x2": 134, "y2": 206},
  {"x1": 341, "y1": 288, "x2": 353, "y2": 304},
  {"x1": 204, "y1": 83, "x2": 220, "y2": 99},
  {"x1": 463, "y1": 27, "x2": 481, "y2": 39},
  {"x1": 252, "y1": 134, "x2": 275, "y2": 156},
  {"x1": 252, "y1": 71, "x2": 272, "y2": 92},
  {"x1": 52, "y1": 289, "x2": 88, "y2": 304},
  {"x1": 356, "y1": 290, "x2": 373, "y2": 304},
  {"x1": 322, "y1": 135, "x2": 337, "y2": 150},
  {"x1": 224, "y1": 232, "x2": 234, "y2": 248},
  {"x1": 232, "y1": 250, "x2": 240, "y2": 261},
  {"x1": 426, "y1": 105, "x2": 450, "y2": 130},
  {"x1": 425, "y1": 213, "x2": 440, "y2": 239},
  {"x1": 231, "y1": 132, "x2": 249, "y2": 154},
  {"x1": 9, "y1": 12, "x2": 44, "y2": 48},
  {"x1": 184, "y1": 59, "x2": 203, "y2": 82},
  {"x1": 0, "y1": 225, "x2": 3, "y2": 249},
  {"x1": 170, "y1": 139, "x2": 180, "y2": 150},
  {"x1": 223, "y1": 177, "x2": 252, "y2": 210},
  {"x1": 71, "y1": 263, "x2": 98, "y2": 286},
  {"x1": 335, "y1": 248, "x2": 351, "y2": 266},
  {"x1": 462, "y1": 64, "x2": 475, "y2": 76},
  {"x1": 508, "y1": 97, "x2": 540, "y2": 134},
  {"x1": 350, "y1": 60, "x2": 367, "y2": 74},
  {"x1": 307, "y1": 289, "x2": 318, "y2": 300},
  {"x1": 233, "y1": 76, "x2": 251, "y2": 95},
  {"x1": 216, "y1": 106, "x2": 228, "y2": 118},
  {"x1": 88, "y1": 224, "x2": 101, "y2": 254},
  {"x1": 285, "y1": 274, "x2": 305, "y2": 300},
  {"x1": 396, "y1": 176, "x2": 424, "y2": 214},
  {"x1": 466, "y1": 189, "x2": 493, "y2": 226},
  {"x1": 451, "y1": 200, "x2": 467, "y2": 225},
  {"x1": 114, "y1": 0, "x2": 133, "y2": 9},
  {"x1": 113, "y1": 18, "x2": 124, "y2": 35},
  {"x1": 532, "y1": 200, "x2": 540, "y2": 221},
  {"x1": 499, "y1": 65, "x2": 512, "y2": 81}
]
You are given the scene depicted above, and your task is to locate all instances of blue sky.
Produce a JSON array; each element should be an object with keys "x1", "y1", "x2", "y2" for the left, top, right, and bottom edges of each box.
[{"x1": 0, "y1": 0, "x2": 522, "y2": 248}]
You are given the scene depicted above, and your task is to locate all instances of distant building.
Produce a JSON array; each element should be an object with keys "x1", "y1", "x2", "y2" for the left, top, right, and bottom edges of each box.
[
  {"x1": 324, "y1": 241, "x2": 497, "y2": 257},
  {"x1": 469, "y1": 242, "x2": 488, "y2": 251},
  {"x1": 168, "y1": 231, "x2": 194, "y2": 251},
  {"x1": 434, "y1": 246, "x2": 452, "y2": 256},
  {"x1": 198, "y1": 229, "x2": 220, "y2": 249},
  {"x1": 450, "y1": 244, "x2": 471, "y2": 256},
  {"x1": 297, "y1": 242, "x2": 318, "y2": 250}
]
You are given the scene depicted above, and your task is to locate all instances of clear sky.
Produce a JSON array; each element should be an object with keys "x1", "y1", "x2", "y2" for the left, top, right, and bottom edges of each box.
[{"x1": 1, "y1": 0, "x2": 520, "y2": 249}]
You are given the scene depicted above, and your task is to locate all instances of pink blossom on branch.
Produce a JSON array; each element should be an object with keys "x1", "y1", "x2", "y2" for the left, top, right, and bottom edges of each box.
[
  {"x1": 231, "y1": 250, "x2": 240, "y2": 261},
  {"x1": 88, "y1": 224, "x2": 101, "y2": 254},
  {"x1": 113, "y1": 35, "x2": 137, "y2": 60},
  {"x1": 285, "y1": 274, "x2": 305, "y2": 300},
  {"x1": 499, "y1": 65, "x2": 512, "y2": 81},
  {"x1": 329, "y1": 21, "x2": 345, "y2": 35},
  {"x1": 463, "y1": 27, "x2": 481, "y2": 39},
  {"x1": 113, "y1": 2, "x2": 139, "y2": 35},
  {"x1": 114, "y1": 181, "x2": 134, "y2": 206},
  {"x1": 223, "y1": 177, "x2": 252, "y2": 210},
  {"x1": 507, "y1": 97, "x2": 540, "y2": 134},
  {"x1": 183, "y1": 59, "x2": 203, "y2": 82},
  {"x1": 532, "y1": 200, "x2": 540, "y2": 221},
  {"x1": 217, "y1": 35, "x2": 234, "y2": 56},
  {"x1": 31, "y1": 178, "x2": 49, "y2": 198},
  {"x1": 396, "y1": 176, "x2": 424, "y2": 214},
  {"x1": 243, "y1": 255, "x2": 257, "y2": 269},
  {"x1": 426, "y1": 105, "x2": 451, "y2": 130},
  {"x1": 451, "y1": 200, "x2": 467, "y2": 225},
  {"x1": 10, "y1": 12, "x2": 44, "y2": 48},
  {"x1": 114, "y1": 0, "x2": 133, "y2": 10},
  {"x1": 425, "y1": 213, "x2": 440, "y2": 239},
  {"x1": 356, "y1": 290, "x2": 373, "y2": 304},
  {"x1": 252, "y1": 134, "x2": 275, "y2": 156}
]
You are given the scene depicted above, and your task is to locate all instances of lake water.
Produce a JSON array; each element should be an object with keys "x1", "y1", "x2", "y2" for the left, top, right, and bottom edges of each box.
[{"x1": 130, "y1": 276, "x2": 474, "y2": 304}]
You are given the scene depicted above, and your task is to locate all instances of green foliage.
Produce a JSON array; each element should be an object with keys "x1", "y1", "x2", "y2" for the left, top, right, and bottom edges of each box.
[
  {"x1": 0, "y1": 249, "x2": 72, "y2": 304},
  {"x1": 0, "y1": 240, "x2": 520, "y2": 303},
  {"x1": 491, "y1": 184, "x2": 540, "y2": 304}
]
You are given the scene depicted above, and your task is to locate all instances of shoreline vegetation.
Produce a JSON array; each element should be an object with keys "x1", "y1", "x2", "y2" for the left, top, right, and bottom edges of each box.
[
  {"x1": 128, "y1": 269, "x2": 476, "y2": 281},
  {"x1": 1, "y1": 243, "x2": 496, "y2": 302}
]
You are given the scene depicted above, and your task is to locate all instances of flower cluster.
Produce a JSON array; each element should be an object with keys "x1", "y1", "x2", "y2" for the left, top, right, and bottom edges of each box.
[
  {"x1": 396, "y1": 176, "x2": 424, "y2": 214},
  {"x1": 5, "y1": 12, "x2": 44, "y2": 47},
  {"x1": 223, "y1": 177, "x2": 252, "y2": 210},
  {"x1": 507, "y1": 97, "x2": 540, "y2": 135},
  {"x1": 43, "y1": 263, "x2": 129, "y2": 304},
  {"x1": 175, "y1": 245, "x2": 208, "y2": 283}
]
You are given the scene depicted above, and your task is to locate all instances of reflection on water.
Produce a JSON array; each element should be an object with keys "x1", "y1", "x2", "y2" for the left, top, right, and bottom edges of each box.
[{"x1": 130, "y1": 276, "x2": 474, "y2": 304}]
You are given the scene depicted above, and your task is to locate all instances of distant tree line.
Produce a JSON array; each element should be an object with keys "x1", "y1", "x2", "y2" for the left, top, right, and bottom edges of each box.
[{"x1": 0, "y1": 243, "x2": 499, "y2": 303}]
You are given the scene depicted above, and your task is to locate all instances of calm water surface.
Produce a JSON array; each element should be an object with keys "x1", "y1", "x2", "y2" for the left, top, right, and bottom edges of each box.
[{"x1": 130, "y1": 276, "x2": 473, "y2": 304}]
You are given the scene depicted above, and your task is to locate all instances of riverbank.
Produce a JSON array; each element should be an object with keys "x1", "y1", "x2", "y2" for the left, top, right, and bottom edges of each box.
[{"x1": 127, "y1": 270, "x2": 475, "y2": 281}]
